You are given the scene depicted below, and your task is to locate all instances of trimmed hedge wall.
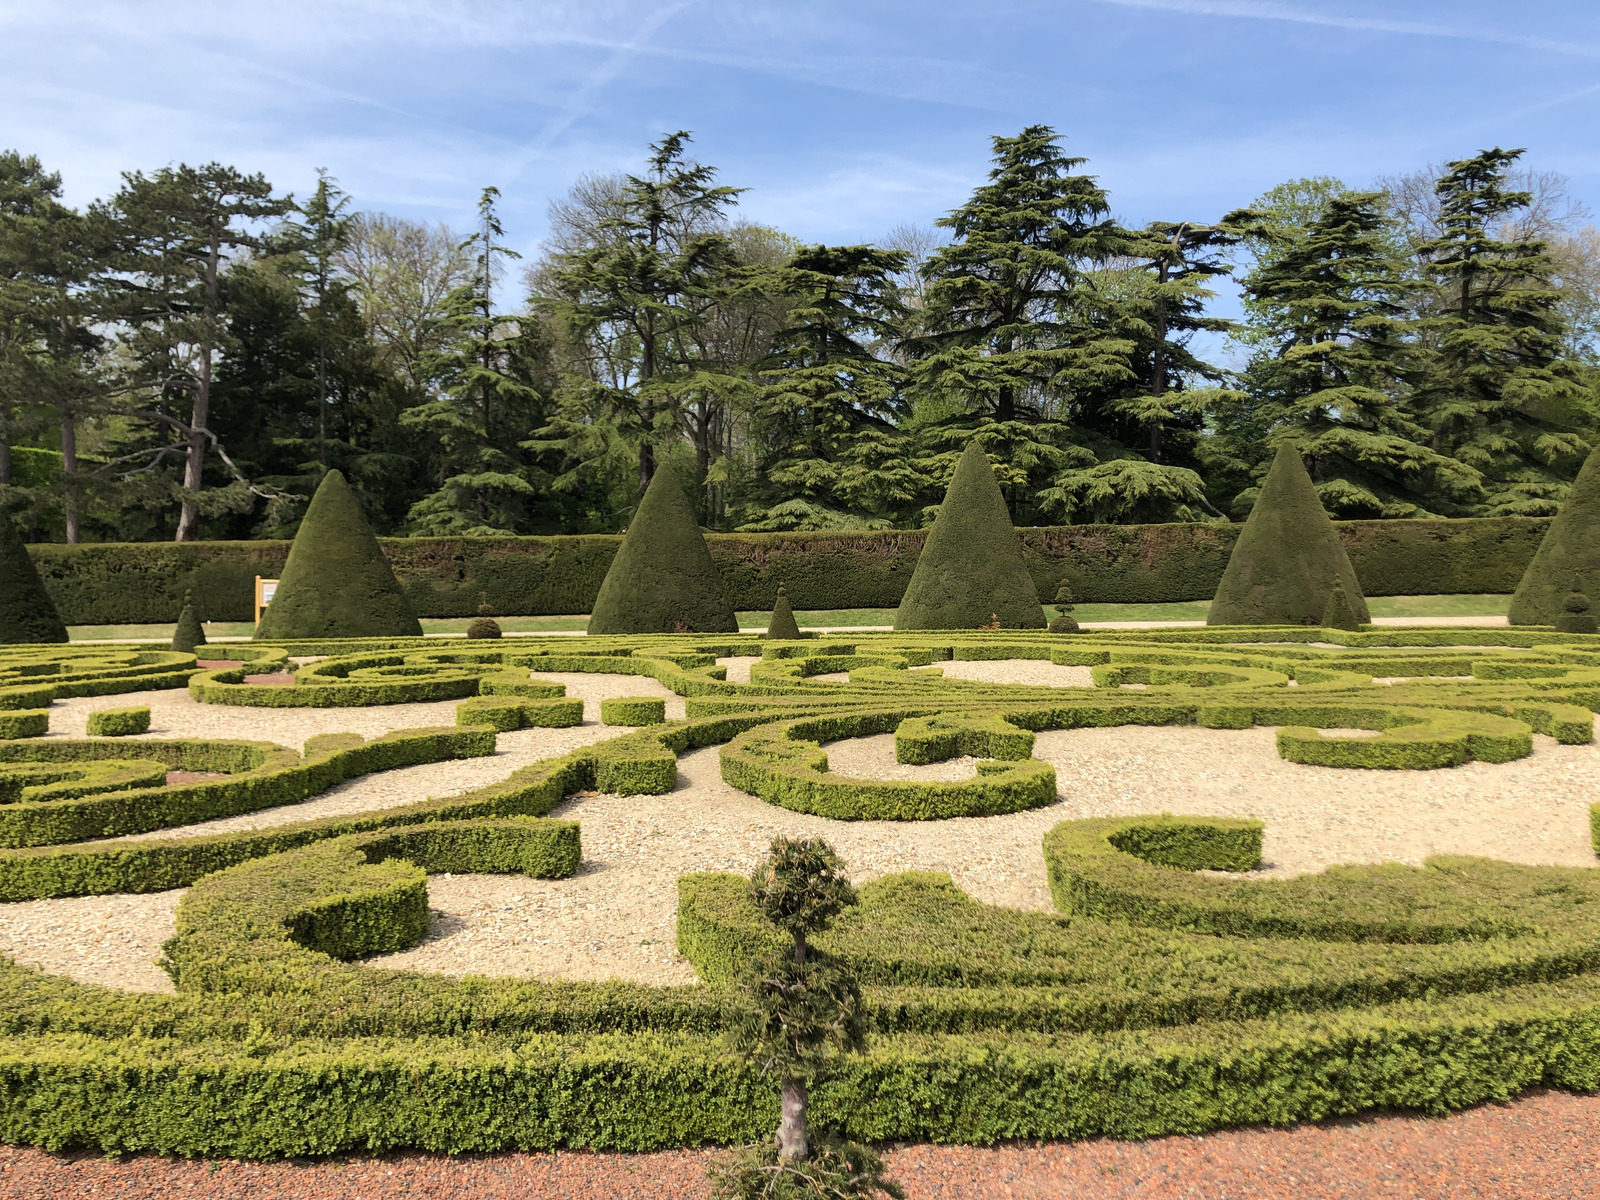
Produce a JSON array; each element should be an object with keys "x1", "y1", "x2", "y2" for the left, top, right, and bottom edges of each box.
[{"x1": 24, "y1": 517, "x2": 1551, "y2": 623}]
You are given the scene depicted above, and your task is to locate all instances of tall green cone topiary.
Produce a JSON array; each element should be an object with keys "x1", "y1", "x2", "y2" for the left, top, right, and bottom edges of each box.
[
  {"x1": 767, "y1": 583, "x2": 801, "y2": 640},
  {"x1": 254, "y1": 470, "x2": 422, "y2": 639},
  {"x1": 1208, "y1": 441, "x2": 1370, "y2": 626},
  {"x1": 171, "y1": 591, "x2": 206, "y2": 653},
  {"x1": 0, "y1": 512, "x2": 67, "y2": 644},
  {"x1": 894, "y1": 441, "x2": 1045, "y2": 630},
  {"x1": 1510, "y1": 446, "x2": 1600, "y2": 626},
  {"x1": 588, "y1": 468, "x2": 738, "y2": 635},
  {"x1": 1319, "y1": 582, "x2": 1363, "y2": 632}
]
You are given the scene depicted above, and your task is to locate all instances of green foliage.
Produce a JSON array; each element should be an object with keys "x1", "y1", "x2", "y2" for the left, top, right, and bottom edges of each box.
[
  {"x1": 0, "y1": 513, "x2": 66, "y2": 643},
  {"x1": 85, "y1": 706, "x2": 150, "y2": 737},
  {"x1": 170, "y1": 591, "x2": 206, "y2": 653},
  {"x1": 0, "y1": 710, "x2": 47, "y2": 738},
  {"x1": 708, "y1": 1135, "x2": 904, "y2": 1200},
  {"x1": 895, "y1": 442, "x2": 1045, "y2": 630},
  {"x1": 1320, "y1": 582, "x2": 1363, "y2": 631},
  {"x1": 254, "y1": 470, "x2": 423, "y2": 639},
  {"x1": 767, "y1": 584, "x2": 802, "y2": 640},
  {"x1": 1511, "y1": 446, "x2": 1600, "y2": 625},
  {"x1": 1209, "y1": 441, "x2": 1370, "y2": 625},
  {"x1": 750, "y1": 837, "x2": 858, "y2": 943},
  {"x1": 601, "y1": 697, "x2": 668, "y2": 726},
  {"x1": 588, "y1": 467, "x2": 738, "y2": 634}
]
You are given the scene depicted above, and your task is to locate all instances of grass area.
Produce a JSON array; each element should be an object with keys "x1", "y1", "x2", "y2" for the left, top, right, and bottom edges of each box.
[{"x1": 64, "y1": 595, "x2": 1515, "y2": 641}]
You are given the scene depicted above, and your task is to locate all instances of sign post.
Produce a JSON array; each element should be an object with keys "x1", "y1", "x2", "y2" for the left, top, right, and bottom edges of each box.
[{"x1": 254, "y1": 576, "x2": 279, "y2": 626}]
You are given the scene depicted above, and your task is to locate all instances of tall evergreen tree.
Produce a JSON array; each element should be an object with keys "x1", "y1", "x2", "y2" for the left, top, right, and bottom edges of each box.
[
  {"x1": 1228, "y1": 192, "x2": 1472, "y2": 517},
  {"x1": 100, "y1": 163, "x2": 293, "y2": 540},
  {"x1": 1413, "y1": 148, "x2": 1597, "y2": 515},
  {"x1": 282, "y1": 169, "x2": 355, "y2": 468},
  {"x1": 742, "y1": 244, "x2": 910, "y2": 530}
]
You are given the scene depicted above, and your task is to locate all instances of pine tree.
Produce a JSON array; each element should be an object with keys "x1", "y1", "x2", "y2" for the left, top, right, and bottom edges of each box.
[
  {"x1": 0, "y1": 511, "x2": 67, "y2": 643},
  {"x1": 1208, "y1": 441, "x2": 1369, "y2": 626},
  {"x1": 1228, "y1": 193, "x2": 1472, "y2": 518},
  {"x1": 895, "y1": 441, "x2": 1045, "y2": 629},
  {"x1": 743, "y1": 245, "x2": 909, "y2": 531},
  {"x1": 254, "y1": 469, "x2": 422, "y2": 639},
  {"x1": 1414, "y1": 148, "x2": 1597, "y2": 516},
  {"x1": 587, "y1": 466, "x2": 737, "y2": 634}
]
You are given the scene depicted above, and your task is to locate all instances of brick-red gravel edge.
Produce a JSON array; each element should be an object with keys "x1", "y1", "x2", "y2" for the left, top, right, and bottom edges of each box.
[{"x1": 2, "y1": 1088, "x2": 1594, "y2": 1200}]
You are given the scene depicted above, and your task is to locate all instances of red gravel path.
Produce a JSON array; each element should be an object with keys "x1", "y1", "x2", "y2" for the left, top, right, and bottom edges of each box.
[
  {"x1": 1, "y1": 1088, "x2": 1592, "y2": 1199},
  {"x1": 242, "y1": 673, "x2": 296, "y2": 686}
]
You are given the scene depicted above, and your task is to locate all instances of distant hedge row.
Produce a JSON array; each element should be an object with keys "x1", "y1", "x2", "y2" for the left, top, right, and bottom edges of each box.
[{"x1": 25, "y1": 517, "x2": 1549, "y2": 623}]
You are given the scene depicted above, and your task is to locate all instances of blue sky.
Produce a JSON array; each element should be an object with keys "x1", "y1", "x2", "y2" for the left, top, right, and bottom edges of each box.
[{"x1": 4, "y1": 0, "x2": 1598, "y2": 265}]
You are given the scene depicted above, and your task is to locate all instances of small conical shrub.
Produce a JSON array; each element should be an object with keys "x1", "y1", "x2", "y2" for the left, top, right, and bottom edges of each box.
[
  {"x1": 171, "y1": 591, "x2": 206, "y2": 653},
  {"x1": 0, "y1": 513, "x2": 67, "y2": 644},
  {"x1": 894, "y1": 442, "x2": 1045, "y2": 630},
  {"x1": 254, "y1": 470, "x2": 422, "y2": 639},
  {"x1": 1208, "y1": 441, "x2": 1370, "y2": 626},
  {"x1": 466, "y1": 598, "x2": 502, "y2": 640},
  {"x1": 767, "y1": 583, "x2": 801, "y2": 640},
  {"x1": 1319, "y1": 582, "x2": 1363, "y2": 631},
  {"x1": 1510, "y1": 445, "x2": 1600, "y2": 626},
  {"x1": 588, "y1": 469, "x2": 738, "y2": 635},
  {"x1": 1555, "y1": 577, "x2": 1597, "y2": 634},
  {"x1": 1049, "y1": 581, "x2": 1080, "y2": 634}
]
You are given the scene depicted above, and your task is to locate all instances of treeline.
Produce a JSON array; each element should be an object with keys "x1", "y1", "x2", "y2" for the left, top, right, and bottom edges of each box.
[{"x1": 2, "y1": 127, "x2": 1598, "y2": 543}]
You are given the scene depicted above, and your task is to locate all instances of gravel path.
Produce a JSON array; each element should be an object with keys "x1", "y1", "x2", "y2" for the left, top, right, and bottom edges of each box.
[
  {"x1": 7, "y1": 660, "x2": 1600, "y2": 993},
  {"x1": 1, "y1": 1089, "x2": 1595, "y2": 1198}
]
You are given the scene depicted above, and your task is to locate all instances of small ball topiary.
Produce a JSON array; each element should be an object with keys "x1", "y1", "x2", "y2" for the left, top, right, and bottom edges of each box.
[
  {"x1": 1048, "y1": 581, "x2": 1080, "y2": 634},
  {"x1": 1555, "y1": 578, "x2": 1597, "y2": 634},
  {"x1": 466, "y1": 599, "x2": 502, "y2": 640}
]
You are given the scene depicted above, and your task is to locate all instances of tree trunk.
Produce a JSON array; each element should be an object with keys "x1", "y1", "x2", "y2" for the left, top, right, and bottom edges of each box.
[
  {"x1": 175, "y1": 355, "x2": 209, "y2": 541},
  {"x1": 777, "y1": 1078, "x2": 809, "y2": 1163},
  {"x1": 60, "y1": 409, "x2": 79, "y2": 545},
  {"x1": 0, "y1": 439, "x2": 10, "y2": 487}
]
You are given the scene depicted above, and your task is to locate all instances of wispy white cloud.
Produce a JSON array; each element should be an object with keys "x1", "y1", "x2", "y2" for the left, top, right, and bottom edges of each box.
[{"x1": 1086, "y1": 0, "x2": 1600, "y2": 59}]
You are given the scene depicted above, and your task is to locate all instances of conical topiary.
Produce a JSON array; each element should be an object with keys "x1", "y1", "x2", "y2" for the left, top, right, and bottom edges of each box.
[
  {"x1": 254, "y1": 470, "x2": 422, "y2": 639},
  {"x1": 894, "y1": 441, "x2": 1045, "y2": 630},
  {"x1": 1554, "y1": 577, "x2": 1597, "y2": 634},
  {"x1": 0, "y1": 512, "x2": 67, "y2": 644},
  {"x1": 767, "y1": 583, "x2": 801, "y2": 640},
  {"x1": 587, "y1": 469, "x2": 738, "y2": 635},
  {"x1": 1319, "y1": 582, "x2": 1363, "y2": 631},
  {"x1": 1207, "y1": 441, "x2": 1370, "y2": 626},
  {"x1": 1509, "y1": 446, "x2": 1600, "y2": 626},
  {"x1": 171, "y1": 590, "x2": 206, "y2": 653}
]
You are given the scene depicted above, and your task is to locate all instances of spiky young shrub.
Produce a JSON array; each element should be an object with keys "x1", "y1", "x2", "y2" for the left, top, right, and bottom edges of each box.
[
  {"x1": 1511, "y1": 446, "x2": 1600, "y2": 626},
  {"x1": 0, "y1": 512, "x2": 67, "y2": 644},
  {"x1": 767, "y1": 584, "x2": 802, "y2": 640},
  {"x1": 894, "y1": 442, "x2": 1045, "y2": 631},
  {"x1": 711, "y1": 835, "x2": 895, "y2": 1198},
  {"x1": 254, "y1": 471, "x2": 422, "y2": 640},
  {"x1": 1208, "y1": 441, "x2": 1370, "y2": 626},
  {"x1": 1320, "y1": 582, "x2": 1363, "y2": 631},
  {"x1": 588, "y1": 469, "x2": 738, "y2": 635},
  {"x1": 171, "y1": 591, "x2": 206, "y2": 654}
]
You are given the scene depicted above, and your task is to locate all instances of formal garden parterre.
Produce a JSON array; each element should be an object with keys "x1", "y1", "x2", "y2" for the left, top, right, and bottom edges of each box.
[{"x1": 6, "y1": 446, "x2": 1600, "y2": 1185}]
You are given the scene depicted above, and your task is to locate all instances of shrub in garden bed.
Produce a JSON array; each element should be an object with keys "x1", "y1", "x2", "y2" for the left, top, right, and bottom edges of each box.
[
  {"x1": 600, "y1": 697, "x2": 668, "y2": 726},
  {"x1": 86, "y1": 706, "x2": 151, "y2": 737}
]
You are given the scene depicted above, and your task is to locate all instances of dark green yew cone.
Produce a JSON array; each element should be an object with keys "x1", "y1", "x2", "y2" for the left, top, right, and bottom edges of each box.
[
  {"x1": 171, "y1": 591, "x2": 206, "y2": 653},
  {"x1": 1208, "y1": 441, "x2": 1369, "y2": 626},
  {"x1": 767, "y1": 583, "x2": 802, "y2": 639},
  {"x1": 1319, "y1": 582, "x2": 1363, "y2": 631},
  {"x1": 894, "y1": 441, "x2": 1045, "y2": 630},
  {"x1": 0, "y1": 512, "x2": 67, "y2": 643},
  {"x1": 588, "y1": 469, "x2": 737, "y2": 635},
  {"x1": 1510, "y1": 445, "x2": 1600, "y2": 626},
  {"x1": 254, "y1": 470, "x2": 422, "y2": 639}
]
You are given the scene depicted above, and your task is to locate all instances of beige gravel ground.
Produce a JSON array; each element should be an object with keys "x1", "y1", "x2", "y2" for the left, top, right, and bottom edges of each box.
[{"x1": 5, "y1": 659, "x2": 1599, "y2": 994}]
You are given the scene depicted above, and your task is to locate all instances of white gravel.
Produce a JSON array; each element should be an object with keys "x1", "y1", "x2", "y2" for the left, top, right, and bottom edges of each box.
[{"x1": 5, "y1": 659, "x2": 1598, "y2": 994}]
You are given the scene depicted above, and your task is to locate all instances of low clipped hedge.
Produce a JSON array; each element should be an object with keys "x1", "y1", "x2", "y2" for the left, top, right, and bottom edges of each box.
[
  {"x1": 0, "y1": 711, "x2": 47, "y2": 738},
  {"x1": 24, "y1": 516, "x2": 1552, "y2": 622},
  {"x1": 85, "y1": 706, "x2": 150, "y2": 737},
  {"x1": 600, "y1": 697, "x2": 667, "y2": 726}
]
